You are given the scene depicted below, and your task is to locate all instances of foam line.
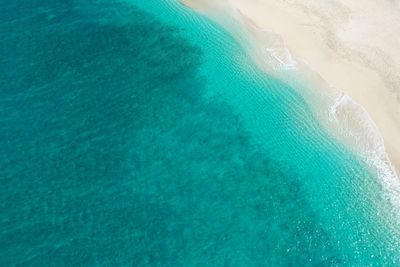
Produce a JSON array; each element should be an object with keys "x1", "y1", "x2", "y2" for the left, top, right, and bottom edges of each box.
[{"x1": 330, "y1": 92, "x2": 400, "y2": 220}]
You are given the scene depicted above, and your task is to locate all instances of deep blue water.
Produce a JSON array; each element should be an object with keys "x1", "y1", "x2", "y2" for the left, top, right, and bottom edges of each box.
[{"x1": 1, "y1": 0, "x2": 400, "y2": 266}]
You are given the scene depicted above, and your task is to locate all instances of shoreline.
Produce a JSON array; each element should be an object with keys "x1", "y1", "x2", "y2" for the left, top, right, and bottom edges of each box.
[{"x1": 181, "y1": 0, "x2": 400, "y2": 178}]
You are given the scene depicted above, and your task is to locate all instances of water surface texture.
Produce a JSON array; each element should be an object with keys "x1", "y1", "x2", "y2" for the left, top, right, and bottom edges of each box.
[{"x1": 1, "y1": 0, "x2": 400, "y2": 266}]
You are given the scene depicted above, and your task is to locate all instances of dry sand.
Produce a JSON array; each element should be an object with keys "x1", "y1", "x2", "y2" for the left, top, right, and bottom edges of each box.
[{"x1": 182, "y1": 0, "x2": 400, "y2": 178}]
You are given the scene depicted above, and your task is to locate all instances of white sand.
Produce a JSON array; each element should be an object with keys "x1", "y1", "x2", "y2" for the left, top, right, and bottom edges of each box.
[{"x1": 182, "y1": 0, "x2": 400, "y2": 177}]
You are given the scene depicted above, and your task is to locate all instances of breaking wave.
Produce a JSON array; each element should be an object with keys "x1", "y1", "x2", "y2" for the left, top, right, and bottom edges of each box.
[{"x1": 330, "y1": 92, "x2": 400, "y2": 220}]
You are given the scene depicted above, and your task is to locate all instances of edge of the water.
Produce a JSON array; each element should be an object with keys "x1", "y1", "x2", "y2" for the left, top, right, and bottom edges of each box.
[{"x1": 179, "y1": 0, "x2": 400, "y2": 221}]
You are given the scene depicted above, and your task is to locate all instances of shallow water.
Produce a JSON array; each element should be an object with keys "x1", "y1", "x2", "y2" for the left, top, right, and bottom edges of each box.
[{"x1": 1, "y1": 0, "x2": 400, "y2": 266}]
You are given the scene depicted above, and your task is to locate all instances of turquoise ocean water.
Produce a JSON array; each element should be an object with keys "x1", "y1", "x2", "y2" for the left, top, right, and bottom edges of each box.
[{"x1": 1, "y1": 0, "x2": 400, "y2": 265}]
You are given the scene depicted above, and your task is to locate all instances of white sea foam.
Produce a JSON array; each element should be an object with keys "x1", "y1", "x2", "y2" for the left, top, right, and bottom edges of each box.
[
  {"x1": 330, "y1": 92, "x2": 400, "y2": 220},
  {"x1": 265, "y1": 48, "x2": 298, "y2": 70},
  {"x1": 238, "y1": 16, "x2": 298, "y2": 71}
]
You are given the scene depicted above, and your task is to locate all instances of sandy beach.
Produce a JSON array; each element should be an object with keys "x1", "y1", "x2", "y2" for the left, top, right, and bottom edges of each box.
[{"x1": 182, "y1": 0, "x2": 400, "y2": 178}]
